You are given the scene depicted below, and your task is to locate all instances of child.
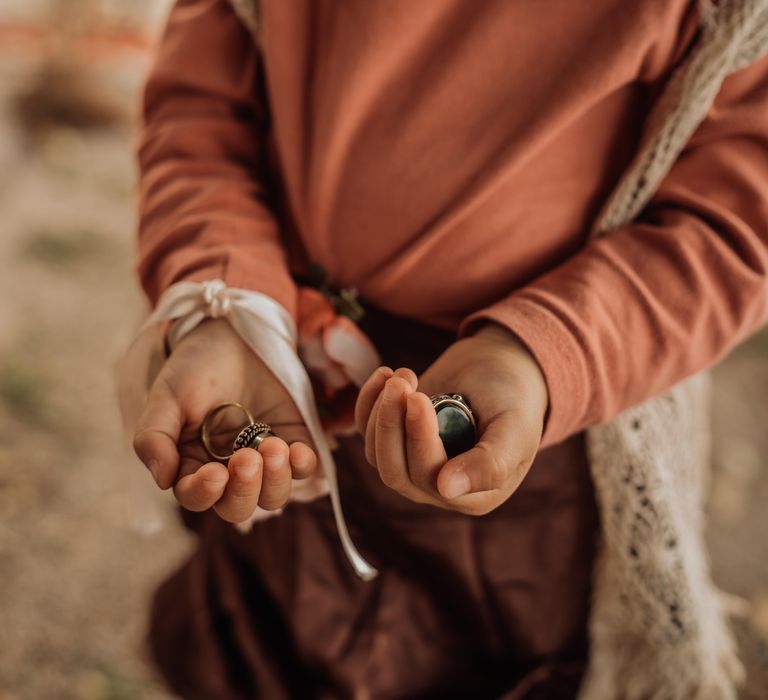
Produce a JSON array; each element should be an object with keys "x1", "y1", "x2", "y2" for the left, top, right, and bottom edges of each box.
[{"x1": 128, "y1": 0, "x2": 768, "y2": 697}]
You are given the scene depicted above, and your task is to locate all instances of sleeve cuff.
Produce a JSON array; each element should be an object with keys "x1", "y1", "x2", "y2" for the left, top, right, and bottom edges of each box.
[{"x1": 457, "y1": 293, "x2": 591, "y2": 448}]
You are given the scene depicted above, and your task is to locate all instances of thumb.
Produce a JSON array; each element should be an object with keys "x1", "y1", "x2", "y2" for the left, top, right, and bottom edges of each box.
[
  {"x1": 133, "y1": 376, "x2": 183, "y2": 490},
  {"x1": 436, "y1": 411, "x2": 534, "y2": 501}
]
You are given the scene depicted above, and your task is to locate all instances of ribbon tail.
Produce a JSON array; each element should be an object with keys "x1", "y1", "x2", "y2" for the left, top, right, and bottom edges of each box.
[
  {"x1": 228, "y1": 305, "x2": 379, "y2": 581},
  {"x1": 138, "y1": 282, "x2": 204, "y2": 334}
]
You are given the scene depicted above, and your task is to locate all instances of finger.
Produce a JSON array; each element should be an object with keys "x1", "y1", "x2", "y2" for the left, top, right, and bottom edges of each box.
[
  {"x1": 133, "y1": 376, "x2": 183, "y2": 490},
  {"x1": 393, "y1": 366, "x2": 418, "y2": 391},
  {"x1": 365, "y1": 391, "x2": 384, "y2": 467},
  {"x1": 375, "y1": 376, "x2": 413, "y2": 491},
  {"x1": 405, "y1": 391, "x2": 448, "y2": 493},
  {"x1": 257, "y1": 436, "x2": 292, "y2": 510},
  {"x1": 364, "y1": 367, "x2": 416, "y2": 469},
  {"x1": 354, "y1": 366, "x2": 393, "y2": 435},
  {"x1": 174, "y1": 461, "x2": 229, "y2": 511},
  {"x1": 214, "y1": 448, "x2": 264, "y2": 523},
  {"x1": 436, "y1": 411, "x2": 530, "y2": 500},
  {"x1": 289, "y1": 441, "x2": 317, "y2": 479}
]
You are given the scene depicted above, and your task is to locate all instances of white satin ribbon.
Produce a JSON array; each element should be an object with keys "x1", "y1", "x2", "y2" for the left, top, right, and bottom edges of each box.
[{"x1": 128, "y1": 279, "x2": 378, "y2": 582}]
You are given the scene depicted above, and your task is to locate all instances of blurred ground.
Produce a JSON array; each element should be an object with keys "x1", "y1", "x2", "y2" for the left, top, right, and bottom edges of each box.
[
  {"x1": 0, "y1": 5, "x2": 766, "y2": 700},
  {"x1": 0, "y1": 7, "x2": 186, "y2": 699}
]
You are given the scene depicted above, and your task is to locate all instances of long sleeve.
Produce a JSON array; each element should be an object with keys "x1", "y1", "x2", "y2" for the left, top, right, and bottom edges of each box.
[
  {"x1": 136, "y1": 0, "x2": 297, "y2": 318},
  {"x1": 459, "y1": 52, "x2": 768, "y2": 448}
]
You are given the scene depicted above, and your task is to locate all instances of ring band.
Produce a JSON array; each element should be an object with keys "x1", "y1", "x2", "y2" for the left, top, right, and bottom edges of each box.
[
  {"x1": 233, "y1": 422, "x2": 276, "y2": 451},
  {"x1": 430, "y1": 393, "x2": 477, "y2": 458},
  {"x1": 201, "y1": 401, "x2": 264, "y2": 462}
]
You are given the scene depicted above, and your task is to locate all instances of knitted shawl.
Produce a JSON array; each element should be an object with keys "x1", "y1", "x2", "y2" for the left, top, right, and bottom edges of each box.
[{"x1": 222, "y1": 1, "x2": 768, "y2": 697}]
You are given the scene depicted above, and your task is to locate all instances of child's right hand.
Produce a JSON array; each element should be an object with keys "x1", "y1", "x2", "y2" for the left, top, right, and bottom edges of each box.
[{"x1": 132, "y1": 318, "x2": 318, "y2": 523}]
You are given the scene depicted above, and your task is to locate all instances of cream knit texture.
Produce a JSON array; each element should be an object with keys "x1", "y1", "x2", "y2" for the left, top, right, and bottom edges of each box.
[
  {"x1": 581, "y1": 2, "x2": 768, "y2": 698},
  {"x1": 227, "y1": 1, "x2": 768, "y2": 697}
]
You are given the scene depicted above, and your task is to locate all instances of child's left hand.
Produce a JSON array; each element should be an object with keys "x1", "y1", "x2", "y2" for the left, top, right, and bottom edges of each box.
[{"x1": 354, "y1": 323, "x2": 549, "y2": 515}]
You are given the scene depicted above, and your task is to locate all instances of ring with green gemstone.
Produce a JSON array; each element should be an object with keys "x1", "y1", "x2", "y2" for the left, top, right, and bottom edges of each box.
[{"x1": 430, "y1": 393, "x2": 477, "y2": 458}]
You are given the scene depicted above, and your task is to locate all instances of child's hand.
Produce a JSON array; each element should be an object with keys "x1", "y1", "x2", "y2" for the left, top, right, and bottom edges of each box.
[
  {"x1": 132, "y1": 318, "x2": 318, "y2": 523},
  {"x1": 354, "y1": 323, "x2": 548, "y2": 515}
]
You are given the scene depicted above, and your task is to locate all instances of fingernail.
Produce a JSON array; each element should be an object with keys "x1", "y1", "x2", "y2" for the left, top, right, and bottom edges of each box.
[
  {"x1": 148, "y1": 458, "x2": 161, "y2": 484},
  {"x1": 202, "y1": 476, "x2": 228, "y2": 493},
  {"x1": 406, "y1": 396, "x2": 421, "y2": 421},
  {"x1": 379, "y1": 366, "x2": 394, "y2": 378},
  {"x1": 236, "y1": 462, "x2": 258, "y2": 481},
  {"x1": 445, "y1": 470, "x2": 471, "y2": 499},
  {"x1": 263, "y1": 453, "x2": 285, "y2": 471},
  {"x1": 385, "y1": 377, "x2": 406, "y2": 401}
]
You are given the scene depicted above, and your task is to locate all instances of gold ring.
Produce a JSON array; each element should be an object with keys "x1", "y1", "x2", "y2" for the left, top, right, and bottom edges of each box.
[{"x1": 201, "y1": 402, "x2": 256, "y2": 462}]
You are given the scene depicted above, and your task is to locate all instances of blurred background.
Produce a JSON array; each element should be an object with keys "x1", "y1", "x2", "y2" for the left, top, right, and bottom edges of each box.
[
  {"x1": 0, "y1": 1, "x2": 187, "y2": 698},
  {"x1": 0, "y1": 1, "x2": 766, "y2": 698}
]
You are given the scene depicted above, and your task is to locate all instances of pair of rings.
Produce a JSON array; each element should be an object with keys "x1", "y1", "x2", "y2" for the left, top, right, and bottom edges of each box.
[
  {"x1": 200, "y1": 394, "x2": 477, "y2": 462},
  {"x1": 200, "y1": 402, "x2": 275, "y2": 462}
]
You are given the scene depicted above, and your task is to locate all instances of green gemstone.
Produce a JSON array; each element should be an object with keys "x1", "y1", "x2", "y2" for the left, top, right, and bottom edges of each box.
[{"x1": 436, "y1": 405, "x2": 476, "y2": 458}]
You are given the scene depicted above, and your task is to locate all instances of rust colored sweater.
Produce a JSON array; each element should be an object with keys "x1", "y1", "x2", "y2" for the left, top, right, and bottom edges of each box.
[{"x1": 137, "y1": 0, "x2": 768, "y2": 447}]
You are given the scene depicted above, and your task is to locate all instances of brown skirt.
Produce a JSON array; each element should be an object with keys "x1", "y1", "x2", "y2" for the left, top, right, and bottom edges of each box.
[{"x1": 148, "y1": 304, "x2": 600, "y2": 700}]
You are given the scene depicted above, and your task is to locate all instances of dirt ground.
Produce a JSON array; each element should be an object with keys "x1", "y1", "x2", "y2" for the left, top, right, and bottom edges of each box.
[{"x1": 0, "y1": 27, "x2": 766, "y2": 700}]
